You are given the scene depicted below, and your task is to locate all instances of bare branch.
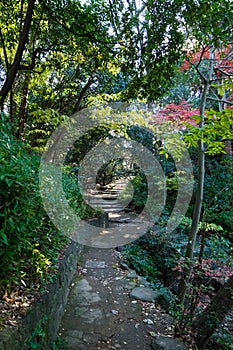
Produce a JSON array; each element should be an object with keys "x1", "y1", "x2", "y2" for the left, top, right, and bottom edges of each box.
[{"x1": 214, "y1": 67, "x2": 233, "y2": 77}]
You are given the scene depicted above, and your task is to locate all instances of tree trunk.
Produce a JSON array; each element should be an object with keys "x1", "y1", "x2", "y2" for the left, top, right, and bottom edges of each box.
[
  {"x1": 0, "y1": 0, "x2": 35, "y2": 108},
  {"x1": 177, "y1": 47, "x2": 215, "y2": 304},
  {"x1": 73, "y1": 75, "x2": 94, "y2": 114},
  {"x1": 223, "y1": 139, "x2": 232, "y2": 156},
  {"x1": 193, "y1": 274, "x2": 233, "y2": 349},
  {"x1": 217, "y1": 81, "x2": 232, "y2": 157},
  {"x1": 16, "y1": 73, "x2": 30, "y2": 139},
  {"x1": 176, "y1": 83, "x2": 207, "y2": 304}
]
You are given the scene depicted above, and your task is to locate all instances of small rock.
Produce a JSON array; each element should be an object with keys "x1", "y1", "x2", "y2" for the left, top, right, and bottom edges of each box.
[
  {"x1": 143, "y1": 318, "x2": 154, "y2": 325},
  {"x1": 127, "y1": 281, "x2": 137, "y2": 289},
  {"x1": 111, "y1": 309, "x2": 119, "y2": 315},
  {"x1": 85, "y1": 260, "x2": 106, "y2": 268},
  {"x1": 130, "y1": 286, "x2": 159, "y2": 302},
  {"x1": 157, "y1": 288, "x2": 175, "y2": 310},
  {"x1": 116, "y1": 245, "x2": 125, "y2": 251},
  {"x1": 126, "y1": 270, "x2": 138, "y2": 279},
  {"x1": 119, "y1": 262, "x2": 130, "y2": 270},
  {"x1": 149, "y1": 331, "x2": 157, "y2": 337},
  {"x1": 151, "y1": 335, "x2": 187, "y2": 350},
  {"x1": 137, "y1": 276, "x2": 150, "y2": 286}
]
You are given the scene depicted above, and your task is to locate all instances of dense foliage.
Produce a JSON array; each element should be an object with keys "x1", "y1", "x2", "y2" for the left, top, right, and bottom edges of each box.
[{"x1": 0, "y1": 114, "x2": 67, "y2": 294}]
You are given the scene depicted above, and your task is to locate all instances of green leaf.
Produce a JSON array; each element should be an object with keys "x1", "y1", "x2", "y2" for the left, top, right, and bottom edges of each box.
[{"x1": 0, "y1": 232, "x2": 8, "y2": 245}]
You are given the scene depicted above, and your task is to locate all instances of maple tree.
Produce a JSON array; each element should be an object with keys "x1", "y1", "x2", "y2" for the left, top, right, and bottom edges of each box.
[
  {"x1": 154, "y1": 101, "x2": 199, "y2": 128},
  {"x1": 152, "y1": 24, "x2": 233, "y2": 346},
  {"x1": 180, "y1": 45, "x2": 233, "y2": 111},
  {"x1": 169, "y1": 41, "x2": 233, "y2": 304}
]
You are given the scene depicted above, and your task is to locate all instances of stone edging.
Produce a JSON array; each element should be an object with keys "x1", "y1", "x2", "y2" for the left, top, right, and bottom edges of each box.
[{"x1": 0, "y1": 241, "x2": 83, "y2": 350}]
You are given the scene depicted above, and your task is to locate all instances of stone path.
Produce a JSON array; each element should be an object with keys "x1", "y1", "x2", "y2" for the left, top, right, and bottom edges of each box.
[
  {"x1": 87, "y1": 178, "x2": 139, "y2": 224},
  {"x1": 78, "y1": 178, "x2": 150, "y2": 248},
  {"x1": 57, "y1": 181, "x2": 187, "y2": 349},
  {"x1": 58, "y1": 247, "x2": 175, "y2": 350}
]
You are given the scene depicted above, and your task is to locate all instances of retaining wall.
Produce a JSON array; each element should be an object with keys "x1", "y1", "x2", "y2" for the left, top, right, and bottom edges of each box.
[{"x1": 0, "y1": 241, "x2": 83, "y2": 350}]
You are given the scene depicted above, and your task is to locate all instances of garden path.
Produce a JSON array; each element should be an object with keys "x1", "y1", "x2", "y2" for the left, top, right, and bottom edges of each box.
[
  {"x1": 57, "y1": 246, "x2": 175, "y2": 350},
  {"x1": 57, "y1": 181, "x2": 176, "y2": 350}
]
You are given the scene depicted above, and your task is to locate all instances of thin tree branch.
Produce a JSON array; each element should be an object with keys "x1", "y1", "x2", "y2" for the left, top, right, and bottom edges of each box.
[
  {"x1": 207, "y1": 97, "x2": 233, "y2": 105},
  {"x1": 108, "y1": 0, "x2": 120, "y2": 37},
  {"x1": 195, "y1": 46, "x2": 210, "y2": 82},
  {"x1": 214, "y1": 67, "x2": 233, "y2": 77},
  {"x1": 39, "y1": 0, "x2": 115, "y2": 47},
  {"x1": 73, "y1": 75, "x2": 94, "y2": 114}
]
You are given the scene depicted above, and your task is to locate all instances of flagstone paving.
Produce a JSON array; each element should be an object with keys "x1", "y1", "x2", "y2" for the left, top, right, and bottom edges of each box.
[
  {"x1": 57, "y1": 247, "x2": 175, "y2": 350},
  {"x1": 57, "y1": 180, "x2": 186, "y2": 349}
]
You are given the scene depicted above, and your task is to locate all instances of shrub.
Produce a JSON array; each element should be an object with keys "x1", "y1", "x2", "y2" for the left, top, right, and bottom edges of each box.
[
  {"x1": 202, "y1": 158, "x2": 233, "y2": 240},
  {"x1": 0, "y1": 114, "x2": 66, "y2": 294},
  {"x1": 62, "y1": 168, "x2": 100, "y2": 219},
  {"x1": 123, "y1": 230, "x2": 179, "y2": 283}
]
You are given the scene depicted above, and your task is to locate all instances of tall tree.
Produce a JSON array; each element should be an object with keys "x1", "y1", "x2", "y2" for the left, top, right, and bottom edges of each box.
[
  {"x1": 0, "y1": 0, "x2": 35, "y2": 108},
  {"x1": 0, "y1": 0, "x2": 188, "y2": 139},
  {"x1": 177, "y1": 45, "x2": 215, "y2": 303},
  {"x1": 108, "y1": 0, "x2": 186, "y2": 101},
  {"x1": 0, "y1": 0, "x2": 117, "y2": 137},
  {"x1": 176, "y1": 0, "x2": 233, "y2": 304}
]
